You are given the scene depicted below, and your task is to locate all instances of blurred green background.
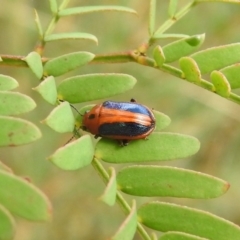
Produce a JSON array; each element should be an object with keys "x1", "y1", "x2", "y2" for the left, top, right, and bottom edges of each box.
[{"x1": 1, "y1": 0, "x2": 240, "y2": 239}]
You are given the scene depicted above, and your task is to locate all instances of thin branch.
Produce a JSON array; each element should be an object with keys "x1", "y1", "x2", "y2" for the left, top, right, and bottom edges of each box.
[
  {"x1": 1, "y1": 51, "x2": 240, "y2": 105},
  {"x1": 92, "y1": 157, "x2": 152, "y2": 240}
]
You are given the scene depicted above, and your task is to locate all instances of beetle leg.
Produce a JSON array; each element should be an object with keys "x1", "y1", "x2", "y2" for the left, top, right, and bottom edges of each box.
[
  {"x1": 94, "y1": 134, "x2": 101, "y2": 139},
  {"x1": 118, "y1": 139, "x2": 129, "y2": 146},
  {"x1": 81, "y1": 126, "x2": 87, "y2": 131}
]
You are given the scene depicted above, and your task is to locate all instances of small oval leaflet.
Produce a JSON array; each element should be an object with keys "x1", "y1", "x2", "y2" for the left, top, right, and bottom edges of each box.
[
  {"x1": 0, "y1": 75, "x2": 19, "y2": 91},
  {"x1": 162, "y1": 34, "x2": 205, "y2": 63},
  {"x1": 33, "y1": 76, "x2": 57, "y2": 105},
  {"x1": 49, "y1": 135, "x2": 94, "y2": 170},
  {"x1": 42, "y1": 101, "x2": 75, "y2": 133},
  {"x1": 211, "y1": 70, "x2": 231, "y2": 97},
  {"x1": 220, "y1": 64, "x2": 240, "y2": 89},
  {"x1": 44, "y1": 32, "x2": 98, "y2": 44},
  {"x1": 117, "y1": 165, "x2": 229, "y2": 198},
  {"x1": 0, "y1": 204, "x2": 16, "y2": 240},
  {"x1": 24, "y1": 51, "x2": 43, "y2": 79},
  {"x1": 0, "y1": 170, "x2": 52, "y2": 221},
  {"x1": 57, "y1": 73, "x2": 137, "y2": 103},
  {"x1": 0, "y1": 116, "x2": 42, "y2": 147},
  {"x1": 191, "y1": 43, "x2": 240, "y2": 74},
  {"x1": 95, "y1": 132, "x2": 200, "y2": 163},
  {"x1": 138, "y1": 201, "x2": 240, "y2": 240},
  {"x1": 43, "y1": 51, "x2": 95, "y2": 77},
  {"x1": 179, "y1": 57, "x2": 202, "y2": 84},
  {"x1": 0, "y1": 91, "x2": 36, "y2": 116},
  {"x1": 58, "y1": 5, "x2": 138, "y2": 17}
]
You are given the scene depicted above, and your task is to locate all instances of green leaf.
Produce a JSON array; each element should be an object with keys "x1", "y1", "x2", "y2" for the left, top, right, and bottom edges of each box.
[
  {"x1": 42, "y1": 101, "x2": 75, "y2": 133},
  {"x1": 0, "y1": 91, "x2": 36, "y2": 116},
  {"x1": 117, "y1": 166, "x2": 229, "y2": 198},
  {"x1": 95, "y1": 132, "x2": 200, "y2": 163},
  {"x1": 0, "y1": 116, "x2": 41, "y2": 147},
  {"x1": 154, "y1": 110, "x2": 171, "y2": 131},
  {"x1": 33, "y1": 76, "x2": 57, "y2": 105},
  {"x1": 138, "y1": 202, "x2": 240, "y2": 240},
  {"x1": 57, "y1": 73, "x2": 137, "y2": 103},
  {"x1": 152, "y1": 34, "x2": 189, "y2": 40},
  {"x1": 23, "y1": 52, "x2": 43, "y2": 79},
  {"x1": 220, "y1": 64, "x2": 240, "y2": 89},
  {"x1": 100, "y1": 167, "x2": 117, "y2": 206},
  {"x1": 179, "y1": 57, "x2": 202, "y2": 84},
  {"x1": 185, "y1": 35, "x2": 205, "y2": 47},
  {"x1": 58, "y1": 6, "x2": 137, "y2": 17},
  {"x1": 162, "y1": 34, "x2": 205, "y2": 63},
  {"x1": 149, "y1": 0, "x2": 156, "y2": 36},
  {"x1": 0, "y1": 75, "x2": 19, "y2": 91},
  {"x1": 34, "y1": 9, "x2": 43, "y2": 38},
  {"x1": 48, "y1": 0, "x2": 58, "y2": 14},
  {"x1": 49, "y1": 135, "x2": 94, "y2": 170},
  {"x1": 0, "y1": 170, "x2": 51, "y2": 221},
  {"x1": 111, "y1": 200, "x2": 137, "y2": 240},
  {"x1": 160, "y1": 231, "x2": 208, "y2": 240},
  {"x1": 191, "y1": 43, "x2": 240, "y2": 74},
  {"x1": 59, "y1": 0, "x2": 70, "y2": 10},
  {"x1": 168, "y1": 0, "x2": 178, "y2": 18},
  {"x1": 44, "y1": 32, "x2": 98, "y2": 44},
  {"x1": 0, "y1": 204, "x2": 15, "y2": 240},
  {"x1": 153, "y1": 45, "x2": 165, "y2": 67},
  {"x1": 211, "y1": 70, "x2": 231, "y2": 97},
  {"x1": 43, "y1": 52, "x2": 95, "y2": 77}
]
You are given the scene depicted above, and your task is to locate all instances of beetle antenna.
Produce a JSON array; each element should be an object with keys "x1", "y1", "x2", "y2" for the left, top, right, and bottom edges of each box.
[
  {"x1": 59, "y1": 99, "x2": 83, "y2": 116},
  {"x1": 58, "y1": 101, "x2": 83, "y2": 145},
  {"x1": 69, "y1": 104, "x2": 82, "y2": 116},
  {"x1": 65, "y1": 134, "x2": 75, "y2": 145},
  {"x1": 64, "y1": 126, "x2": 81, "y2": 145}
]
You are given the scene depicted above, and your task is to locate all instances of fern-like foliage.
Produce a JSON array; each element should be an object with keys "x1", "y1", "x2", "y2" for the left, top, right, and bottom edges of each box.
[{"x1": 0, "y1": 0, "x2": 240, "y2": 239}]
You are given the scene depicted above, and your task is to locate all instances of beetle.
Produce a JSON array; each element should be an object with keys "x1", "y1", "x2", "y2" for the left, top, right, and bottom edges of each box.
[{"x1": 81, "y1": 99, "x2": 156, "y2": 146}]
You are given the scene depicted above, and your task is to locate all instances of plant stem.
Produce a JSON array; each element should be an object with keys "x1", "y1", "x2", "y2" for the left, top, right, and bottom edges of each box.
[
  {"x1": 44, "y1": 16, "x2": 59, "y2": 37},
  {"x1": 91, "y1": 157, "x2": 151, "y2": 240},
  {"x1": 148, "y1": 0, "x2": 156, "y2": 36},
  {"x1": 1, "y1": 51, "x2": 240, "y2": 106},
  {"x1": 229, "y1": 92, "x2": 240, "y2": 105},
  {"x1": 153, "y1": 1, "x2": 195, "y2": 37},
  {"x1": 0, "y1": 55, "x2": 47, "y2": 67},
  {"x1": 93, "y1": 52, "x2": 134, "y2": 64},
  {"x1": 35, "y1": 11, "x2": 60, "y2": 54},
  {"x1": 0, "y1": 55, "x2": 28, "y2": 67}
]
